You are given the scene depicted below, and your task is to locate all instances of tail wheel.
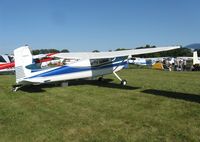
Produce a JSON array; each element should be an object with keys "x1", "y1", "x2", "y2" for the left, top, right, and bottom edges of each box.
[
  {"x1": 11, "y1": 84, "x2": 22, "y2": 92},
  {"x1": 121, "y1": 80, "x2": 127, "y2": 86}
]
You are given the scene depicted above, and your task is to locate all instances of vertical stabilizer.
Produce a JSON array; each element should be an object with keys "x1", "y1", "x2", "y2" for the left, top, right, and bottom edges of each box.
[
  {"x1": 193, "y1": 51, "x2": 200, "y2": 65},
  {"x1": 14, "y1": 46, "x2": 33, "y2": 83}
]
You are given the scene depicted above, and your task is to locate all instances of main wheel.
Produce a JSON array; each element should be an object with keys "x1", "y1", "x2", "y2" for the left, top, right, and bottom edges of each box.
[
  {"x1": 121, "y1": 80, "x2": 127, "y2": 86},
  {"x1": 98, "y1": 77, "x2": 103, "y2": 81}
]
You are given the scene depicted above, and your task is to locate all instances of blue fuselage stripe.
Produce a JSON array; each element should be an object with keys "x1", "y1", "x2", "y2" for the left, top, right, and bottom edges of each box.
[{"x1": 28, "y1": 61, "x2": 127, "y2": 79}]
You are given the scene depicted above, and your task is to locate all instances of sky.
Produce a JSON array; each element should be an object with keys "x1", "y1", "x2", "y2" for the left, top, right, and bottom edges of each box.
[{"x1": 0, "y1": 0, "x2": 200, "y2": 54}]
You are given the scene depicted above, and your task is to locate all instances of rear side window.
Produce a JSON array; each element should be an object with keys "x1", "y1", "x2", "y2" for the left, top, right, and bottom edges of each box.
[{"x1": 90, "y1": 58, "x2": 113, "y2": 67}]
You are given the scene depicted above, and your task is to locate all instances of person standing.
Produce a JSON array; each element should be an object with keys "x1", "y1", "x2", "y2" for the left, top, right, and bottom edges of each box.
[{"x1": 183, "y1": 59, "x2": 187, "y2": 71}]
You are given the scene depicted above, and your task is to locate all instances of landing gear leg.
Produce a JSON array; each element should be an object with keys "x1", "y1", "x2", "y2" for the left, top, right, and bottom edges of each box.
[{"x1": 113, "y1": 72, "x2": 127, "y2": 86}]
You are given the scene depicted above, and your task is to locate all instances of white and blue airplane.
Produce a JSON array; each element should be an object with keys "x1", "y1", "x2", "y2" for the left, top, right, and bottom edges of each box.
[{"x1": 12, "y1": 45, "x2": 180, "y2": 91}]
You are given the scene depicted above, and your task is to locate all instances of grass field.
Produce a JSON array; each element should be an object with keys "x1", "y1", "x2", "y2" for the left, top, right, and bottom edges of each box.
[{"x1": 0, "y1": 68, "x2": 200, "y2": 142}]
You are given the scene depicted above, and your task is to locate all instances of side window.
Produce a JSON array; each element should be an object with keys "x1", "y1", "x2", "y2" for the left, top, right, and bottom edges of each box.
[
  {"x1": 90, "y1": 58, "x2": 113, "y2": 67},
  {"x1": 99, "y1": 59, "x2": 110, "y2": 64},
  {"x1": 0, "y1": 56, "x2": 6, "y2": 62},
  {"x1": 90, "y1": 59, "x2": 99, "y2": 66}
]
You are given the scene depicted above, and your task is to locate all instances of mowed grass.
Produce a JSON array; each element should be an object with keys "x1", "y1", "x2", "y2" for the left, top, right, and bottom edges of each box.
[{"x1": 0, "y1": 69, "x2": 200, "y2": 142}]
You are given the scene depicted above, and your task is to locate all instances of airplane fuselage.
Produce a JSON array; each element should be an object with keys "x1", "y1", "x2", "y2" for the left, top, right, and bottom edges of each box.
[{"x1": 17, "y1": 57, "x2": 128, "y2": 85}]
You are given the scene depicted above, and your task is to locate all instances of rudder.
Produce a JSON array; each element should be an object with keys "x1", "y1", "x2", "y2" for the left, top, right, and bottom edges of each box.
[
  {"x1": 14, "y1": 46, "x2": 33, "y2": 83},
  {"x1": 193, "y1": 51, "x2": 200, "y2": 65}
]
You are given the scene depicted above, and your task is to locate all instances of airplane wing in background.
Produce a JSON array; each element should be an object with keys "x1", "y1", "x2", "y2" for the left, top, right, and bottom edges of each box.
[
  {"x1": 0, "y1": 62, "x2": 15, "y2": 70},
  {"x1": 52, "y1": 46, "x2": 180, "y2": 59},
  {"x1": 33, "y1": 53, "x2": 57, "y2": 59}
]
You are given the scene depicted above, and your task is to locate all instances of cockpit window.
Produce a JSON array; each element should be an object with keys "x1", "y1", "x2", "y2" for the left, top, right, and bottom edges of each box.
[{"x1": 0, "y1": 56, "x2": 6, "y2": 62}]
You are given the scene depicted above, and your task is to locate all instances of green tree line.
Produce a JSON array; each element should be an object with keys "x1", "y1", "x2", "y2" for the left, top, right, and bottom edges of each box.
[
  {"x1": 32, "y1": 49, "x2": 69, "y2": 55},
  {"x1": 116, "y1": 45, "x2": 198, "y2": 57}
]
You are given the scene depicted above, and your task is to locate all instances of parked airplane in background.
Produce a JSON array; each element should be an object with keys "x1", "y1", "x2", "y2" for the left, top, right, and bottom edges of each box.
[
  {"x1": 0, "y1": 53, "x2": 57, "y2": 73},
  {"x1": 12, "y1": 45, "x2": 180, "y2": 91},
  {"x1": 0, "y1": 55, "x2": 15, "y2": 73},
  {"x1": 0, "y1": 55, "x2": 13, "y2": 64},
  {"x1": 128, "y1": 58, "x2": 152, "y2": 66},
  {"x1": 129, "y1": 57, "x2": 174, "y2": 66},
  {"x1": 33, "y1": 53, "x2": 58, "y2": 67}
]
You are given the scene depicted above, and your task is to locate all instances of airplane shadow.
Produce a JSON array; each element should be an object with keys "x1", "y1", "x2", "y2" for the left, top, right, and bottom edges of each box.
[
  {"x1": 69, "y1": 79, "x2": 139, "y2": 90},
  {"x1": 142, "y1": 89, "x2": 200, "y2": 104},
  {"x1": 19, "y1": 79, "x2": 139, "y2": 93},
  {"x1": 19, "y1": 84, "x2": 58, "y2": 93},
  {"x1": 0, "y1": 72, "x2": 15, "y2": 75}
]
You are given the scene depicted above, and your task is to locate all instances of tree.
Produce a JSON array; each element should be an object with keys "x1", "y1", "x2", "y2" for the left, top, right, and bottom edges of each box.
[
  {"x1": 194, "y1": 49, "x2": 200, "y2": 56},
  {"x1": 32, "y1": 49, "x2": 40, "y2": 55},
  {"x1": 61, "y1": 49, "x2": 69, "y2": 53},
  {"x1": 48, "y1": 49, "x2": 60, "y2": 53},
  {"x1": 32, "y1": 49, "x2": 60, "y2": 55},
  {"x1": 92, "y1": 50, "x2": 100, "y2": 52},
  {"x1": 115, "y1": 48, "x2": 128, "y2": 51},
  {"x1": 136, "y1": 44, "x2": 156, "y2": 49}
]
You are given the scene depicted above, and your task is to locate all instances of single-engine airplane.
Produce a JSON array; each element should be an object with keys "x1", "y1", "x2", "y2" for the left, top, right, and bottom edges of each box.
[{"x1": 12, "y1": 45, "x2": 180, "y2": 91}]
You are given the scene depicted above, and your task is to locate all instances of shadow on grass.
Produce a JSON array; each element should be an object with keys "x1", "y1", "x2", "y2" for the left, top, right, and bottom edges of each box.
[
  {"x1": 0, "y1": 72, "x2": 15, "y2": 75},
  {"x1": 70, "y1": 79, "x2": 139, "y2": 90},
  {"x1": 19, "y1": 79, "x2": 139, "y2": 93},
  {"x1": 20, "y1": 84, "x2": 58, "y2": 93},
  {"x1": 142, "y1": 89, "x2": 200, "y2": 104}
]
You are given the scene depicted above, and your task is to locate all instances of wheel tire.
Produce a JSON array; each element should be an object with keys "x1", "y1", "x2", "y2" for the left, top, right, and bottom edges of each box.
[
  {"x1": 98, "y1": 77, "x2": 103, "y2": 81},
  {"x1": 12, "y1": 87, "x2": 18, "y2": 92},
  {"x1": 121, "y1": 80, "x2": 127, "y2": 86},
  {"x1": 11, "y1": 87, "x2": 15, "y2": 92}
]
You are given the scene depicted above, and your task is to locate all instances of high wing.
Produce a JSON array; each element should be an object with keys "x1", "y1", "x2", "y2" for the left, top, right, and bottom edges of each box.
[{"x1": 52, "y1": 46, "x2": 180, "y2": 59}]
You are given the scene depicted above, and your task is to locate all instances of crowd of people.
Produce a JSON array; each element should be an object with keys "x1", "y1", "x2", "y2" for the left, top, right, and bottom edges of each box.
[
  {"x1": 175, "y1": 59, "x2": 187, "y2": 71},
  {"x1": 162, "y1": 58, "x2": 199, "y2": 71}
]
